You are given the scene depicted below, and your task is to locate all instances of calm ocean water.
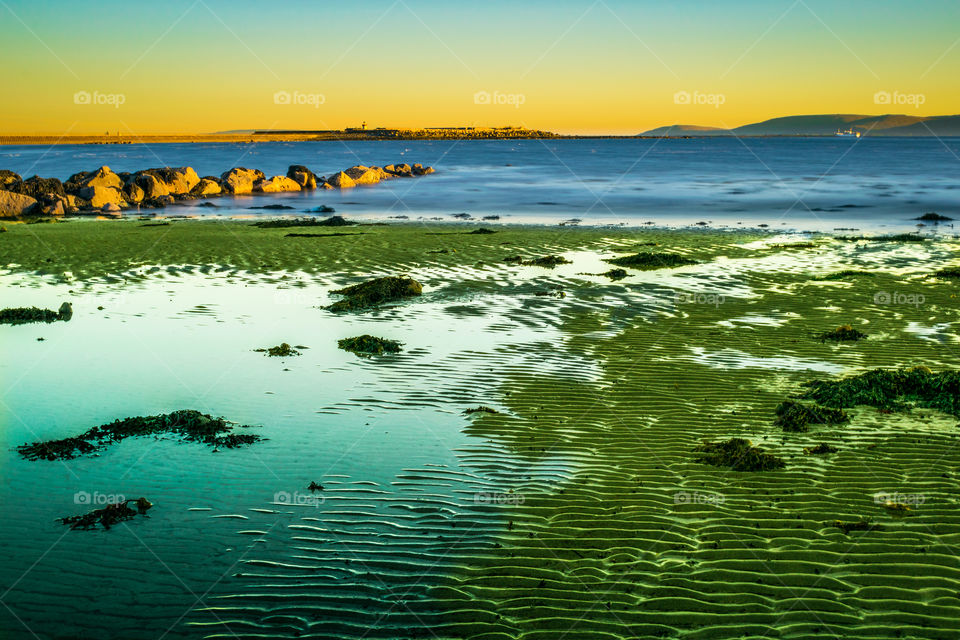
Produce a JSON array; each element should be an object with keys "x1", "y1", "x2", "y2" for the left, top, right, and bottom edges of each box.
[{"x1": 1, "y1": 138, "x2": 958, "y2": 232}]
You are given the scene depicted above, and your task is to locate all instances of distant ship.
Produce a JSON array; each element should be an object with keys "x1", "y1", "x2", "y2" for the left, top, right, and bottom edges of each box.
[{"x1": 835, "y1": 128, "x2": 862, "y2": 137}]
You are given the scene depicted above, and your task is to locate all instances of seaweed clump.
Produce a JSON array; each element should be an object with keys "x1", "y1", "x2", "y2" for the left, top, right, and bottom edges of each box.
[
  {"x1": 328, "y1": 276, "x2": 422, "y2": 312},
  {"x1": 0, "y1": 302, "x2": 72, "y2": 325},
  {"x1": 830, "y1": 519, "x2": 881, "y2": 535},
  {"x1": 337, "y1": 335, "x2": 403, "y2": 356},
  {"x1": 799, "y1": 366, "x2": 960, "y2": 418},
  {"x1": 813, "y1": 270, "x2": 874, "y2": 280},
  {"x1": 520, "y1": 255, "x2": 572, "y2": 268},
  {"x1": 694, "y1": 438, "x2": 785, "y2": 472},
  {"x1": 775, "y1": 401, "x2": 848, "y2": 432},
  {"x1": 255, "y1": 343, "x2": 301, "y2": 357},
  {"x1": 17, "y1": 410, "x2": 260, "y2": 461},
  {"x1": 836, "y1": 234, "x2": 926, "y2": 243},
  {"x1": 932, "y1": 268, "x2": 960, "y2": 279},
  {"x1": 60, "y1": 498, "x2": 153, "y2": 530},
  {"x1": 253, "y1": 216, "x2": 350, "y2": 228},
  {"x1": 816, "y1": 324, "x2": 867, "y2": 343},
  {"x1": 605, "y1": 252, "x2": 698, "y2": 270},
  {"x1": 464, "y1": 406, "x2": 501, "y2": 415},
  {"x1": 915, "y1": 212, "x2": 952, "y2": 222},
  {"x1": 804, "y1": 443, "x2": 839, "y2": 455}
]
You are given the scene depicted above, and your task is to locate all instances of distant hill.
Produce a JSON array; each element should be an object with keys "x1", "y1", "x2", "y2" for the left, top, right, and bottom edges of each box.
[
  {"x1": 639, "y1": 114, "x2": 960, "y2": 137},
  {"x1": 640, "y1": 124, "x2": 729, "y2": 137}
]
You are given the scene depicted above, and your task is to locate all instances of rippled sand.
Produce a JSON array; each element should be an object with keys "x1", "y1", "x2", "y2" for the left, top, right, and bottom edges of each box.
[{"x1": 2, "y1": 221, "x2": 958, "y2": 639}]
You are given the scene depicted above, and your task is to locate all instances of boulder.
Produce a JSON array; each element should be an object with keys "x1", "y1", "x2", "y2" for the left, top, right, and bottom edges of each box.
[
  {"x1": 191, "y1": 178, "x2": 221, "y2": 196},
  {"x1": 412, "y1": 163, "x2": 434, "y2": 175},
  {"x1": 102, "y1": 203, "x2": 122, "y2": 214},
  {"x1": 220, "y1": 167, "x2": 265, "y2": 194},
  {"x1": 123, "y1": 182, "x2": 145, "y2": 203},
  {"x1": 344, "y1": 165, "x2": 382, "y2": 185},
  {"x1": 7, "y1": 176, "x2": 66, "y2": 199},
  {"x1": 82, "y1": 166, "x2": 124, "y2": 190},
  {"x1": 142, "y1": 195, "x2": 174, "y2": 208},
  {"x1": 78, "y1": 185, "x2": 124, "y2": 209},
  {"x1": 37, "y1": 193, "x2": 70, "y2": 215},
  {"x1": 0, "y1": 190, "x2": 38, "y2": 215},
  {"x1": 64, "y1": 171, "x2": 93, "y2": 193},
  {"x1": 0, "y1": 170, "x2": 21, "y2": 190},
  {"x1": 384, "y1": 163, "x2": 413, "y2": 177},
  {"x1": 326, "y1": 171, "x2": 356, "y2": 189},
  {"x1": 256, "y1": 176, "x2": 301, "y2": 193},
  {"x1": 143, "y1": 167, "x2": 200, "y2": 194},
  {"x1": 286, "y1": 165, "x2": 317, "y2": 189},
  {"x1": 135, "y1": 173, "x2": 170, "y2": 198}
]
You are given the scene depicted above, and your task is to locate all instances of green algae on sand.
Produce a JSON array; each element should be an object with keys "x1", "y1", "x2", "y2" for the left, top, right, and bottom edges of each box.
[
  {"x1": 694, "y1": 437, "x2": 785, "y2": 471},
  {"x1": 327, "y1": 275, "x2": 422, "y2": 312},
  {"x1": 337, "y1": 335, "x2": 402, "y2": 356},
  {"x1": 604, "y1": 251, "x2": 697, "y2": 269},
  {"x1": 17, "y1": 410, "x2": 260, "y2": 461}
]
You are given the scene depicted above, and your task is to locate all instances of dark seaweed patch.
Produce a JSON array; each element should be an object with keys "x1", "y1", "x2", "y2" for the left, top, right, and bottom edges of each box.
[
  {"x1": 804, "y1": 443, "x2": 839, "y2": 455},
  {"x1": 285, "y1": 232, "x2": 362, "y2": 238},
  {"x1": 932, "y1": 268, "x2": 960, "y2": 279},
  {"x1": 915, "y1": 212, "x2": 952, "y2": 222},
  {"x1": 694, "y1": 438, "x2": 785, "y2": 472},
  {"x1": 775, "y1": 400, "x2": 848, "y2": 432},
  {"x1": 816, "y1": 324, "x2": 867, "y2": 343},
  {"x1": 337, "y1": 335, "x2": 402, "y2": 356},
  {"x1": 464, "y1": 406, "x2": 501, "y2": 415},
  {"x1": 327, "y1": 276, "x2": 423, "y2": 312},
  {"x1": 253, "y1": 216, "x2": 351, "y2": 228},
  {"x1": 813, "y1": 270, "x2": 874, "y2": 280},
  {"x1": 519, "y1": 255, "x2": 571, "y2": 267},
  {"x1": 799, "y1": 367, "x2": 960, "y2": 418},
  {"x1": 836, "y1": 234, "x2": 927, "y2": 243},
  {"x1": 830, "y1": 520, "x2": 881, "y2": 535},
  {"x1": 0, "y1": 302, "x2": 72, "y2": 325},
  {"x1": 605, "y1": 252, "x2": 697, "y2": 270},
  {"x1": 59, "y1": 497, "x2": 153, "y2": 530},
  {"x1": 255, "y1": 343, "x2": 301, "y2": 357},
  {"x1": 17, "y1": 410, "x2": 260, "y2": 461}
]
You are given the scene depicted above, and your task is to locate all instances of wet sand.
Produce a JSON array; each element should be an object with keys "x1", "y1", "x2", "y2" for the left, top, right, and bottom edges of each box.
[{"x1": 2, "y1": 220, "x2": 959, "y2": 638}]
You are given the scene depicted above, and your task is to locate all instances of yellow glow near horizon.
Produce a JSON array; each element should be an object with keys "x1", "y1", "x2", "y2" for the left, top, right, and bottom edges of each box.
[{"x1": 0, "y1": 0, "x2": 957, "y2": 135}]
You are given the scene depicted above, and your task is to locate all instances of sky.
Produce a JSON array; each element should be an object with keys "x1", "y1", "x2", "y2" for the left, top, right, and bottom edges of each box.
[{"x1": 1, "y1": 0, "x2": 958, "y2": 135}]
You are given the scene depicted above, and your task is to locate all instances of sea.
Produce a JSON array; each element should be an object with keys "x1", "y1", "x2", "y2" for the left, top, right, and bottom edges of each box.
[{"x1": 1, "y1": 137, "x2": 958, "y2": 232}]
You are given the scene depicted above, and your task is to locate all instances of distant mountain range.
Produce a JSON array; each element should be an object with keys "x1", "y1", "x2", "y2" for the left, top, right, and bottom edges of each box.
[{"x1": 640, "y1": 114, "x2": 960, "y2": 137}]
